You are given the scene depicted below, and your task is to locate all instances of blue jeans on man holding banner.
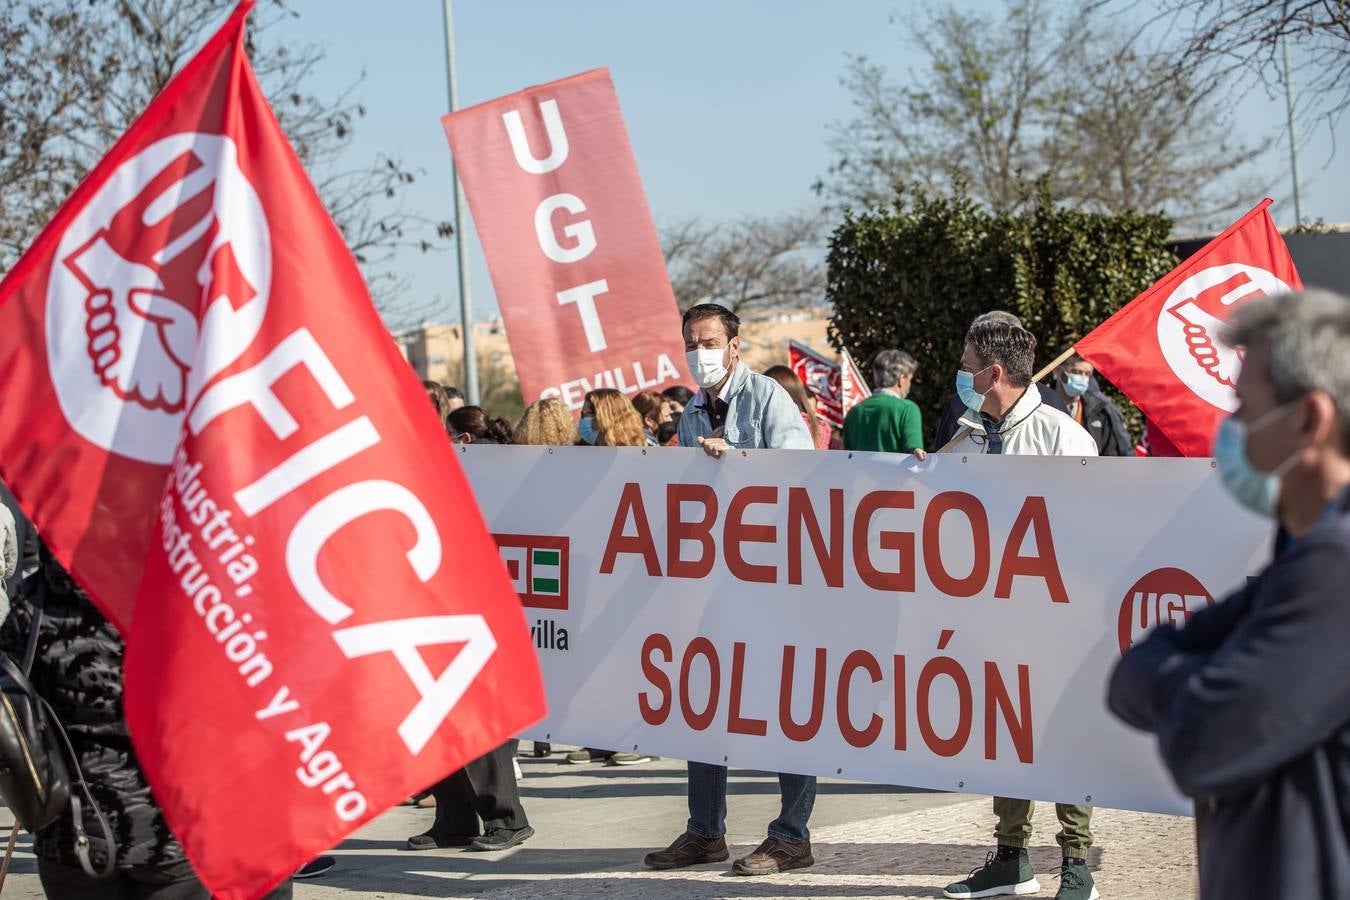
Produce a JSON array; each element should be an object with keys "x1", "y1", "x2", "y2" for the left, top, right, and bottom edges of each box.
[{"x1": 687, "y1": 761, "x2": 816, "y2": 842}]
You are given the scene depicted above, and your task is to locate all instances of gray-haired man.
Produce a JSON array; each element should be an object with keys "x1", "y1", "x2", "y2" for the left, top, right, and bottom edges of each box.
[
  {"x1": 843, "y1": 349, "x2": 924, "y2": 453},
  {"x1": 1111, "y1": 289, "x2": 1350, "y2": 899}
]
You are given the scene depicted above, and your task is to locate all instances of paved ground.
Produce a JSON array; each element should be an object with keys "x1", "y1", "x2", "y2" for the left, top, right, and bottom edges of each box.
[{"x1": 0, "y1": 751, "x2": 1197, "y2": 898}]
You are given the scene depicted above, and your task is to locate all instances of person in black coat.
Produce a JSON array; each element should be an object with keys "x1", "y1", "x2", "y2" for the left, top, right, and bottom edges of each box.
[
  {"x1": 406, "y1": 423, "x2": 534, "y2": 855},
  {"x1": 1045, "y1": 354, "x2": 1132, "y2": 456},
  {"x1": 0, "y1": 544, "x2": 295, "y2": 899},
  {"x1": 406, "y1": 740, "x2": 533, "y2": 852},
  {"x1": 1108, "y1": 289, "x2": 1350, "y2": 899}
]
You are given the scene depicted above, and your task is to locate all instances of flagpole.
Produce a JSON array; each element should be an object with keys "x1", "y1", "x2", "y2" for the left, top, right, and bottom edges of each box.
[
  {"x1": 1281, "y1": 31, "x2": 1304, "y2": 226},
  {"x1": 441, "y1": 0, "x2": 480, "y2": 406}
]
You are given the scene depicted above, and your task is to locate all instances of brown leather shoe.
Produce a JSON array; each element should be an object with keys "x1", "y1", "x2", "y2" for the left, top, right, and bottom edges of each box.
[
  {"x1": 642, "y1": 831, "x2": 729, "y2": 870},
  {"x1": 732, "y1": 837, "x2": 814, "y2": 876}
]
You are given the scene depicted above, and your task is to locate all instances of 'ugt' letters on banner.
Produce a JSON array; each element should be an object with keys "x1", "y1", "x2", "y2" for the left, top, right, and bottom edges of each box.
[
  {"x1": 0, "y1": 3, "x2": 545, "y2": 897},
  {"x1": 443, "y1": 68, "x2": 688, "y2": 410}
]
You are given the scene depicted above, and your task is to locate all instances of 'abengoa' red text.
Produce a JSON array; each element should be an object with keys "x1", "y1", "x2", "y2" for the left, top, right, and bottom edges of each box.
[{"x1": 600, "y1": 484, "x2": 1068, "y2": 603}]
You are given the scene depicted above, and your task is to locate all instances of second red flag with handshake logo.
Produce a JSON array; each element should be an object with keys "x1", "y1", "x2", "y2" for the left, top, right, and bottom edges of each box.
[
  {"x1": 1075, "y1": 199, "x2": 1302, "y2": 457},
  {"x1": 0, "y1": 3, "x2": 545, "y2": 897}
]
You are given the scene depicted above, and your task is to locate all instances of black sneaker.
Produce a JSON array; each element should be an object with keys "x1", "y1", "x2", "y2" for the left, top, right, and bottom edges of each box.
[
  {"x1": 944, "y1": 847, "x2": 1040, "y2": 898},
  {"x1": 406, "y1": 831, "x2": 476, "y2": 851},
  {"x1": 293, "y1": 856, "x2": 336, "y2": 879},
  {"x1": 1055, "y1": 858, "x2": 1099, "y2": 900},
  {"x1": 469, "y1": 825, "x2": 535, "y2": 852}
]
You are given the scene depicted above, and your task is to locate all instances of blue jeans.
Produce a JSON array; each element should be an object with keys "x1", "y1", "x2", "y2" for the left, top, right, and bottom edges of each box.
[{"x1": 686, "y1": 761, "x2": 816, "y2": 843}]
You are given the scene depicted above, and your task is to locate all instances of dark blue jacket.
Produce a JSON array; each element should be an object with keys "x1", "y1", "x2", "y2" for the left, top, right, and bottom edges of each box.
[
  {"x1": 1075, "y1": 387, "x2": 1133, "y2": 456},
  {"x1": 1109, "y1": 489, "x2": 1350, "y2": 898}
]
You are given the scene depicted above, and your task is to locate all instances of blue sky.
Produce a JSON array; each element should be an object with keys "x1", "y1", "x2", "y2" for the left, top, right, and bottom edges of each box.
[{"x1": 270, "y1": 1, "x2": 1348, "y2": 327}]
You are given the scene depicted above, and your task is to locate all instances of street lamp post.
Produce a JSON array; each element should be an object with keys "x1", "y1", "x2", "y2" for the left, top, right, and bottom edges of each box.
[
  {"x1": 441, "y1": 0, "x2": 479, "y2": 405},
  {"x1": 1282, "y1": 30, "x2": 1304, "y2": 227}
]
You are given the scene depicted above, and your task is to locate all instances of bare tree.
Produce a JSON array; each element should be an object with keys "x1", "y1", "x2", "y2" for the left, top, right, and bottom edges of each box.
[
  {"x1": 819, "y1": 0, "x2": 1085, "y2": 212},
  {"x1": 1043, "y1": 30, "x2": 1272, "y2": 224},
  {"x1": 818, "y1": 0, "x2": 1266, "y2": 225},
  {"x1": 661, "y1": 212, "x2": 826, "y2": 316},
  {"x1": 0, "y1": 1, "x2": 118, "y2": 268},
  {"x1": 1145, "y1": 0, "x2": 1350, "y2": 126},
  {"x1": 0, "y1": 0, "x2": 444, "y2": 305}
]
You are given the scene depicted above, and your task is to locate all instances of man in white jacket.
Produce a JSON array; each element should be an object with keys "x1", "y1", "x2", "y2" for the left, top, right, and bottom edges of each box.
[
  {"x1": 942, "y1": 319, "x2": 1100, "y2": 900},
  {"x1": 945, "y1": 323, "x2": 1099, "y2": 459}
]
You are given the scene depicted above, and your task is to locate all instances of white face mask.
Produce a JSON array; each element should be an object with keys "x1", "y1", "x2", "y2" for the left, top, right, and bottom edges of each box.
[{"x1": 686, "y1": 347, "x2": 730, "y2": 389}]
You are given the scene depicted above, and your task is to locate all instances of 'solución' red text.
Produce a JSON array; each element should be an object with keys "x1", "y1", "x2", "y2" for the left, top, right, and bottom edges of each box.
[{"x1": 637, "y1": 630, "x2": 1033, "y2": 763}]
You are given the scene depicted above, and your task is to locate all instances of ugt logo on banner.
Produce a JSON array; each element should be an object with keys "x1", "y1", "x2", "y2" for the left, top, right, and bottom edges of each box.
[
  {"x1": 1117, "y1": 567, "x2": 1215, "y2": 655},
  {"x1": 0, "y1": 3, "x2": 544, "y2": 897}
]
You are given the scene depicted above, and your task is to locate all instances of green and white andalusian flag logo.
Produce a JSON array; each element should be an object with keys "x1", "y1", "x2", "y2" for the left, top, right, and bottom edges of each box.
[{"x1": 493, "y1": 534, "x2": 570, "y2": 610}]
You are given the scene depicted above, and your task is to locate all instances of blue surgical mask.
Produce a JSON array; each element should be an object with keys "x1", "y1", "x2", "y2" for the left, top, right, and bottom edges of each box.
[
  {"x1": 1213, "y1": 403, "x2": 1301, "y2": 518},
  {"x1": 1062, "y1": 373, "x2": 1090, "y2": 398},
  {"x1": 955, "y1": 365, "x2": 992, "y2": 412},
  {"x1": 578, "y1": 415, "x2": 598, "y2": 445}
]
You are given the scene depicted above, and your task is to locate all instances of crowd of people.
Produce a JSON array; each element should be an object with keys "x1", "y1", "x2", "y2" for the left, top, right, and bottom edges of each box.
[
  {"x1": 1, "y1": 290, "x2": 1346, "y2": 899},
  {"x1": 423, "y1": 306, "x2": 1140, "y2": 467},
  {"x1": 411, "y1": 294, "x2": 1350, "y2": 900},
  {"x1": 407, "y1": 303, "x2": 1150, "y2": 898}
]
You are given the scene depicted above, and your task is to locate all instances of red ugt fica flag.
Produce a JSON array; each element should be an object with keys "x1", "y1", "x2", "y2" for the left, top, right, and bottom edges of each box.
[
  {"x1": 789, "y1": 340, "x2": 871, "y2": 428},
  {"x1": 0, "y1": 4, "x2": 545, "y2": 897},
  {"x1": 443, "y1": 69, "x2": 689, "y2": 411},
  {"x1": 1075, "y1": 199, "x2": 1302, "y2": 457}
]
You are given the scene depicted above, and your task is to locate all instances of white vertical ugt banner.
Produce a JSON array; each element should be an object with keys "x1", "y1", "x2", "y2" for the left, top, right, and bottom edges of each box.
[{"x1": 460, "y1": 446, "x2": 1271, "y2": 815}]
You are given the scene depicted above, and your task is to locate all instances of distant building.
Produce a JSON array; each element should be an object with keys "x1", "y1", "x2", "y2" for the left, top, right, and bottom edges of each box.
[
  {"x1": 1170, "y1": 226, "x2": 1350, "y2": 295},
  {"x1": 392, "y1": 306, "x2": 838, "y2": 388},
  {"x1": 393, "y1": 319, "x2": 514, "y2": 386}
]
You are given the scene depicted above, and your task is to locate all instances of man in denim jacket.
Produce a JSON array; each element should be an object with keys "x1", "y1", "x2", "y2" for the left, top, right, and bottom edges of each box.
[
  {"x1": 674, "y1": 304, "x2": 813, "y2": 456},
  {"x1": 645, "y1": 303, "x2": 814, "y2": 877}
]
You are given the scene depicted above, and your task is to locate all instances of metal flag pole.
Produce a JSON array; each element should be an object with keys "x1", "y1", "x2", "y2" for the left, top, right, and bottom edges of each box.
[
  {"x1": 1282, "y1": 29, "x2": 1304, "y2": 227},
  {"x1": 442, "y1": 0, "x2": 480, "y2": 405}
]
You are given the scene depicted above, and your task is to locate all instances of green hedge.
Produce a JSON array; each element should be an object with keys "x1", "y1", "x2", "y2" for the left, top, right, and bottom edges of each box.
[{"x1": 826, "y1": 188, "x2": 1178, "y2": 446}]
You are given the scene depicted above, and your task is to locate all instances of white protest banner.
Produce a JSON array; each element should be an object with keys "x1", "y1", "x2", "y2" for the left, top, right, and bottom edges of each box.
[{"x1": 461, "y1": 446, "x2": 1271, "y2": 816}]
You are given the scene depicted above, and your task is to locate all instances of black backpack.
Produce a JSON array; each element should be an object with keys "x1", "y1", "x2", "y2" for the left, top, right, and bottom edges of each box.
[{"x1": 0, "y1": 579, "x2": 115, "y2": 877}]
